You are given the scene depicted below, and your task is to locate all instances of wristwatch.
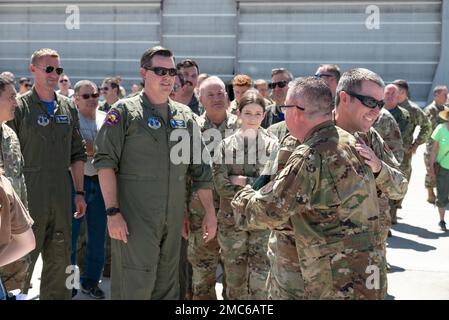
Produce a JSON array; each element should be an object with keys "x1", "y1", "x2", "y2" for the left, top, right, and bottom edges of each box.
[
  {"x1": 105, "y1": 207, "x2": 120, "y2": 217},
  {"x1": 75, "y1": 190, "x2": 85, "y2": 196}
]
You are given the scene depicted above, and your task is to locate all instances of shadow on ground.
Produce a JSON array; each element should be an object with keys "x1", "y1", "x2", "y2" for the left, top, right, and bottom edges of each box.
[
  {"x1": 392, "y1": 223, "x2": 449, "y2": 240},
  {"x1": 387, "y1": 235, "x2": 436, "y2": 252}
]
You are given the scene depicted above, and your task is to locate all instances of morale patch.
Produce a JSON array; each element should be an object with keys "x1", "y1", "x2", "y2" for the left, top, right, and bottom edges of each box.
[
  {"x1": 37, "y1": 114, "x2": 49, "y2": 126},
  {"x1": 55, "y1": 115, "x2": 70, "y2": 124},
  {"x1": 148, "y1": 117, "x2": 161, "y2": 129},
  {"x1": 106, "y1": 110, "x2": 120, "y2": 126},
  {"x1": 260, "y1": 180, "x2": 275, "y2": 195},
  {"x1": 170, "y1": 119, "x2": 187, "y2": 129}
]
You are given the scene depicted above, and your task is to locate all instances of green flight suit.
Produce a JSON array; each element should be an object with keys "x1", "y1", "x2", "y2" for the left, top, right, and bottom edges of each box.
[
  {"x1": 94, "y1": 92, "x2": 213, "y2": 300},
  {"x1": 7, "y1": 88, "x2": 86, "y2": 300}
]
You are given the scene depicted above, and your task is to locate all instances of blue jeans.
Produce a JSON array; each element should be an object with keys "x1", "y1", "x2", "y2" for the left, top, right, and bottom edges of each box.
[{"x1": 71, "y1": 176, "x2": 107, "y2": 288}]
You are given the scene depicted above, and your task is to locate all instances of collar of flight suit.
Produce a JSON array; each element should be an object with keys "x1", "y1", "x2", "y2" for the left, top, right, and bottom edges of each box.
[{"x1": 28, "y1": 87, "x2": 65, "y2": 116}]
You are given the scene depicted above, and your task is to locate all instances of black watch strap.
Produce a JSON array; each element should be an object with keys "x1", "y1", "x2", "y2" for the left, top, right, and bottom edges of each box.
[
  {"x1": 105, "y1": 207, "x2": 120, "y2": 216},
  {"x1": 76, "y1": 190, "x2": 85, "y2": 196}
]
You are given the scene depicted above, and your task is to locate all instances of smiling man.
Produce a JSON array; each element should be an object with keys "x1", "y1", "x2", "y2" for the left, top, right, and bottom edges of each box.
[
  {"x1": 94, "y1": 46, "x2": 216, "y2": 300},
  {"x1": 7, "y1": 48, "x2": 87, "y2": 300}
]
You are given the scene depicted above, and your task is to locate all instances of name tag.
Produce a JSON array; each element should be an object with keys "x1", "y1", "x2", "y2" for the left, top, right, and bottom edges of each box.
[
  {"x1": 55, "y1": 115, "x2": 70, "y2": 124},
  {"x1": 170, "y1": 119, "x2": 187, "y2": 129}
]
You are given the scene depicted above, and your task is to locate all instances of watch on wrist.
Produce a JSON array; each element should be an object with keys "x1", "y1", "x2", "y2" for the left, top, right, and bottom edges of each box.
[
  {"x1": 76, "y1": 190, "x2": 85, "y2": 196},
  {"x1": 105, "y1": 207, "x2": 120, "y2": 217}
]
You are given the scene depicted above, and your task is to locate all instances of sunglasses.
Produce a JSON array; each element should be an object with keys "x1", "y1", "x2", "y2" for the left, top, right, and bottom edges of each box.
[
  {"x1": 78, "y1": 93, "x2": 100, "y2": 100},
  {"x1": 25, "y1": 84, "x2": 32, "y2": 88},
  {"x1": 59, "y1": 79, "x2": 69, "y2": 83},
  {"x1": 346, "y1": 91, "x2": 384, "y2": 109},
  {"x1": 280, "y1": 104, "x2": 305, "y2": 113},
  {"x1": 268, "y1": 80, "x2": 289, "y2": 89},
  {"x1": 100, "y1": 87, "x2": 109, "y2": 91},
  {"x1": 315, "y1": 73, "x2": 335, "y2": 78},
  {"x1": 144, "y1": 66, "x2": 178, "y2": 77},
  {"x1": 35, "y1": 65, "x2": 64, "y2": 75}
]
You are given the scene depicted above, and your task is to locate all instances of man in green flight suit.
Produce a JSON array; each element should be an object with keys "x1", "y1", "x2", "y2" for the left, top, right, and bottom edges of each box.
[
  {"x1": 8, "y1": 48, "x2": 87, "y2": 300},
  {"x1": 94, "y1": 46, "x2": 216, "y2": 300}
]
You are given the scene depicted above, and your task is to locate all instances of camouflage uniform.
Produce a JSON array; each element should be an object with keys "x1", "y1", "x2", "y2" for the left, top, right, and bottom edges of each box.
[
  {"x1": 213, "y1": 128, "x2": 278, "y2": 299},
  {"x1": 0, "y1": 123, "x2": 30, "y2": 293},
  {"x1": 387, "y1": 105, "x2": 419, "y2": 223},
  {"x1": 423, "y1": 102, "x2": 449, "y2": 188},
  {"x1": 398, "y1": 99, "x2": 432, "y2": 181},
  {"x1": 267, "y1": 120, "x2": 288, "y2": 142},
  {"x1": 264, "y1": 133, "x2": 304, "y2": 299},
  {"x1": 187, "y1": 112, "x2": 238, "y2": 299},
  {"x1": 232, "y1": 122, "x2": 390, "y2": 300},
  {"x1": 373, "y1": 108, "x2": 404, "y2": 164}
]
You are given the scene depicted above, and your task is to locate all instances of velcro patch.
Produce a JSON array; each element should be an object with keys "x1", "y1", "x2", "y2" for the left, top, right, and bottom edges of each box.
[{"x1": 106, "y1": 110, "x2": 120, "y2": 126}]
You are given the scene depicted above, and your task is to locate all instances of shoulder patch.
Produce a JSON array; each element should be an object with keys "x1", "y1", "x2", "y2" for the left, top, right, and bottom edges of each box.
[{"x1": 106, "y1": 109, "x2": 120, "y2": 126}]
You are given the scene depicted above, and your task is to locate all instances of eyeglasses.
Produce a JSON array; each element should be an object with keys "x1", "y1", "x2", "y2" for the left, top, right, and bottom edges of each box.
[
  {"x1": 280, "y1": 104, "x2": 305, "y2": 113},
  {"x1": 100, "y1": 87, "x2": 109, "y2": 91},
  {"x1": 34, "y1": 65, "x2": 64, "y2": 75},
  {"x1": 144, "y1": 66, "x2": 178, "y2": 77},
  {"x1": 78, "y1": 93, "x2": 100, "y2": 100},
  {"x1": 315, "y1": 73, "x2": 335, "y2": 79},
  {"x1": 59, "y1": 79, "x2": 69, "y2": 83},
  {"x1": 268, "y1": 80, "x2": 289, "y2": 89},
  {"x1": 346, "y1": 91, "x2": 384, "y2": 109}
]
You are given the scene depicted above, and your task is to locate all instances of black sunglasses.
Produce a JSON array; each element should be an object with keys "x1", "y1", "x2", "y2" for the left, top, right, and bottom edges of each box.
[
  {"x1": 144, "y1": 66, "x2": 178, "y2": 77},
  {"x1": 315, "y1": 73, "x2": 335, "y2": 79},
  {"x1": 100, "y1": 87, "x2": 109, "y2": 91},
  {"x1": 25, "y1": 83, "x2": 32, "y2": 88},
  {"x1": 59, "y1": 79, "x2": 69, "y2": 83},
  {"x1": 269, "y1": 80, "x2": 289, "y2": 89},
  {"x1": 280, "y1": 104, "x2": 305, "y2": 113},
  {"x1": 79, "y1": 93, "x2": 100, "y2": 100},
  {"x1": 346, "y1": 91, "x2": 384, "y2": 109},
  {"x1": 35, "y1": 65, "x2": 64, "y2": 75}
]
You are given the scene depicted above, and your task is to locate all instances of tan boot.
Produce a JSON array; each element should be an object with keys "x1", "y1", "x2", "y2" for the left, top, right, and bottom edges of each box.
[{"x1": 427, "y1": 187, "x2": 436, "y2": 204}]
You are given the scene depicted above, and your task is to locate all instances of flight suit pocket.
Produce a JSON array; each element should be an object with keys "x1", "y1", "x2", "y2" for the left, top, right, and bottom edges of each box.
[{"x1": 121, "y1": 264, "x2": 157, "y2": 299}]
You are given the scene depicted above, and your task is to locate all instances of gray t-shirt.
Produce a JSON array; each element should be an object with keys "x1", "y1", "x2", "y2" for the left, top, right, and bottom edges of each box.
[{"x1": 79, "y1": 109, "x2": 106, "y2": 176}]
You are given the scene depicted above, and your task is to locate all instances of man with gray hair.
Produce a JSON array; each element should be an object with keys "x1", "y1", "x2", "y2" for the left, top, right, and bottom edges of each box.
[
  {"x1": 232, "y1": 76, "x2": 386, "y2": 299},
  {"x1": 423, "y1": 85, "x2": 449, "y2": 203},
  {"x1": 184, "y1": 75, "x2": 237, "y2": 299},
  {"x1": 71, "y1": 80, "x2": 107, "y2": 299}
]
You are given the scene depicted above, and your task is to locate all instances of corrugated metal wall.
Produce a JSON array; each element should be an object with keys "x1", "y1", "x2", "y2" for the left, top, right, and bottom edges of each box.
[
  {"x1": 0, "y1": 0, "x2": 445, "y2": 104},
  {"x1": 0, "y1": 0, "x2": 161, "y2": 91},
  {"x1": 238, "y1": 0, "x2": 442, "y2": 105}
]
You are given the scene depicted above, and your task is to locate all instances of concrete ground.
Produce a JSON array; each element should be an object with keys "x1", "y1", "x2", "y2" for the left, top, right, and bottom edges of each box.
[{"x1": 24, "y1": 145, "x2": 449, "y2": 300}]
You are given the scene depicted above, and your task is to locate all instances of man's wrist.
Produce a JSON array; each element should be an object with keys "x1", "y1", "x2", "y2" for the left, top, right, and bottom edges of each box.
[
  {"x1": 106, "y1": 207, "x2": 120, "y2": 216},
  {"x1": 75, "y1": 190, "x2": 85, "y2": 196}
]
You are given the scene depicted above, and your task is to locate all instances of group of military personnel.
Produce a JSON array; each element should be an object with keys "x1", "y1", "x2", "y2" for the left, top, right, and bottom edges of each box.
[{"x1": 0, "y1": 44, "x2": 448, "y2": 300}]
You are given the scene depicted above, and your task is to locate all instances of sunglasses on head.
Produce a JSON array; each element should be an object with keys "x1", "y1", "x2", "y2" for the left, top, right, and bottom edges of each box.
[
  {"x1": 79, "y1": 93, "x2": 100, "y2": 100},
  {"x1": 144, "y1": 66, "x2": 178, "y2": 77},
  {"x1": 268, "y1": 80, "x2": 289, "y2": 89},
  {"x1": 346, "y1": 91, "x2": 384, "y2": 109},
  {"x1": 59, "y1": 79, "x2": 69, "y2": 83},
  {"x1": 35, "y1": 65, "x2": 64, "y2": 75}
]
